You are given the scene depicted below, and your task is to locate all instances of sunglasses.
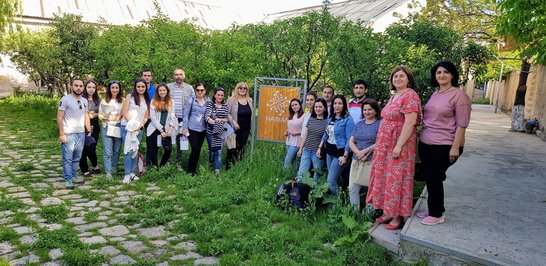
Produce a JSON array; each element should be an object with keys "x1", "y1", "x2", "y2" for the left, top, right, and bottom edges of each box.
[
  {"x1": 77, "y1": 100, "x2": 82, "y2": 109},
  {"x1": 108, "y1": 80, "x2": 120, "y2": 85}
]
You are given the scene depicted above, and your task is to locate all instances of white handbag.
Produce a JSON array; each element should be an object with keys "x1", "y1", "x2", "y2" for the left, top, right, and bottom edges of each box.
[
  {"x1": 106, "y1": 125, "x2": 121, "y2": 138},
  {"x1": 179, "y1": 136, "x2": 189, "y2": 150}
]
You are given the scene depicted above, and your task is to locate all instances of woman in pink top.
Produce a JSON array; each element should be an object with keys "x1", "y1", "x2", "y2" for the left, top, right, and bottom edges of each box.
[
  {"x1": 418, "y1": 61, "x2": 471, "y2": 226},
  {"x1": 284, "y1": 98, "x2": 304, "y2": 169}
]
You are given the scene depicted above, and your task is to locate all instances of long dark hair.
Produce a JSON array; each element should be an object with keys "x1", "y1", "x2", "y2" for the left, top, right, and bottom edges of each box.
[
  {"x1": 311, "y1": 98, "x2": 327, "y2": 118},
  {"x1": 131, "y1": 79, "x2": 150, "y2": 110},
  {"x1": 105, "y1": 80, "x2": 123, "y2": 103},
  {"x1": 430, "y1": 60, "x2": 459, "y2": 87},
  {"x1": 288, "y1": 98, "x2": 304, "y2": 120},
  {"x1": 83, "y1": 80, "x2": 100, "y2": 105},
  {"x1": 329, "y1": 94, "x2": 349, "y2": 120}
]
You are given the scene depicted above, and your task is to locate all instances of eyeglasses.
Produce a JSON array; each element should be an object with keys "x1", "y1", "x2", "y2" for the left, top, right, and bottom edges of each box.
[
  {"x1": 77, "y1": 100, "x2": 82, "y2": 109},
  {"x1": 238, "y1": 87, "x2": 248, "y2": 90}
]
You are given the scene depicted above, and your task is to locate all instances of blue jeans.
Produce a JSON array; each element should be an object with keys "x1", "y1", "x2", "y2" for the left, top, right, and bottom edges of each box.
[
  {"x1": 296, "y1": 148, "x2": 323, "y2": 182},
  {"x1": 102, "y1": 125, "x2": 122, "y2": 175},
  {"x1": 61, "y1": 133, "x2": 85, "y2": 180},
  {"x1": 283, "y1": 145, "x2": 300, "y2": 169},
  {"x1": 121, "y1": 125, "x2": 142, "y2": 176},
  {"x1": 326, "y1": 154, "x2": 348, "y2": 196},
  {"x1": 206, "y1": 134, "x2": 222, "y2": 172}
]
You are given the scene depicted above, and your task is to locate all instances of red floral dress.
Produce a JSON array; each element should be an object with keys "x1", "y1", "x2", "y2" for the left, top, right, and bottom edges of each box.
[{"x1": 366, "y1": 89, "x2": 421, "y2": 217}]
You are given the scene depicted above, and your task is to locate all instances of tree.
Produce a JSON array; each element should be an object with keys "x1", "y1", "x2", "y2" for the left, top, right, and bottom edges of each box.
[
  {"x1": 409, "y1": 0, "x2": 498, "y2": 42},
  {"x1": 0, "y1": 0, "x2": 20, "y2": 32},
  {"x1": 497, "y1": 0, "x2": 546, "y2": 64}
]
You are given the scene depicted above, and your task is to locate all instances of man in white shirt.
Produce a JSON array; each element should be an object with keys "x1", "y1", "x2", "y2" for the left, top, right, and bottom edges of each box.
[
  {"x1": 168, "y1": 68, "x2": 195, "y2": 166},
  {"x1": 57, "y1": 78, "x2": 91, "y2": 189}
]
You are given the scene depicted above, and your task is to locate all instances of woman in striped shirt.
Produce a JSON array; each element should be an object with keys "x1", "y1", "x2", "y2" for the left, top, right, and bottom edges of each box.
[
  {"x1": 205, "y1": 87, "x2": 232, "y2": 174},
  {"x1": 296, "y1": 98, "x2": 328, "y2": 182}
]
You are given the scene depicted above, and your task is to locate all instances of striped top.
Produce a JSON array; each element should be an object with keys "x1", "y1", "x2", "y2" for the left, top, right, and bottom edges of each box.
[
  {"x1": 303, "y1": 117, "x2": 327, "y2": 151},
  {"x1": 204, "y1": 101, "x2": 229, "y2": 149}
]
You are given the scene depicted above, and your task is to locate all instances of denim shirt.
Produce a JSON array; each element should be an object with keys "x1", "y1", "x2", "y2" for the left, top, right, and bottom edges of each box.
[
  {"x1": 321, "y1": 115, "x2": 355, "y2": 152},
  {"x1": 182, "y1": 97, "x2": 209, "y2": 132}
]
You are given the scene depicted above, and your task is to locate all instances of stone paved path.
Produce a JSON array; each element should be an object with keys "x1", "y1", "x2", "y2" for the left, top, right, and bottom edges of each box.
[{"x1": 0, "y1": 123, "x2": 218, "y2": 265}]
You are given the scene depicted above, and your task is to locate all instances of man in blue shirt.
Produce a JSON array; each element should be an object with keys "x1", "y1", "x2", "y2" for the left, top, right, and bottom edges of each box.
[{"x1": 141, "y1": 68, "x2": 156, "y2": 165}]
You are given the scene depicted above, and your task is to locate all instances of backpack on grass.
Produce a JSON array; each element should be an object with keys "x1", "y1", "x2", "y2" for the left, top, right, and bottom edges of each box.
[{"x1": 275, "y1": 178, "x2": 311, "y2": 209}]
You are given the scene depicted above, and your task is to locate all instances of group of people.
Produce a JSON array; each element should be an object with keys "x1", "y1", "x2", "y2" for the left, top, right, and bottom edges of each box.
[
  {"x1": 57, "y1": 61, "x2": 471, "y2": 229},
  {"x1": 57, "y1": 68, "x2": 254, "y2": 189},
  {"x1": 281, "y1": 61, "x2": 471, "y2": 229}
]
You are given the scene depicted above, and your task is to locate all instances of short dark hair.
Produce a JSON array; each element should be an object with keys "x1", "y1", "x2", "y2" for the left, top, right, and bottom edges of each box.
[
  {"x1": 389, "y1": 65, "x2": 416, "y2": 91},
  {"x1": 311, "y1": 98, "x2": 327, "y2": 118},
  {"x1": 140, "y1": 68, "x2": 152, "y2": 75},
  {"x1": 306, "y1": 91, "x2": 317, "y2": 100},
  {"x1": 353, "y1": 79, "x2": 368, "y2": 88},
  {"x1": 329, "y1": 94, "x2": 349, "y2": 120},
  {"x1": 323, "y1": 85, "x2": 334, "y2": 94},
  {"x1": 213, "y1": 87, "x2": 225, "y2": 104},
  {"x1": 431, "y1": 61, "x2": 459, "y2": 87},
  {"x1": 71, "y1": 77, "x2": 84, "y2": 86},
  {"x1": 361, "y1": 99, "x2": 381, "y2": 119}
]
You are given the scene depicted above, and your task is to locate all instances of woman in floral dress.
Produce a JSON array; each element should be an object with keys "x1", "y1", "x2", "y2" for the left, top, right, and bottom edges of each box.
[{"x1": 366, "y1": 66, "x2": 422, "y2": 230}]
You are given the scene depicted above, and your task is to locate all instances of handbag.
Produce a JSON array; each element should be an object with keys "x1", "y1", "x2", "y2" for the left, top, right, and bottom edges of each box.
[
  {"x1": 84, "y1": 135, "x2": 96, "y2": 147},
  {"x1": 106, "y1": 124, "x2": 121, "y2": 138},
  {"x1": 179, "y1": 136, "x2": 189, "y2": 151},
  {"x1": 350, "y1": 160, "x2": 372, "y2": 186}
]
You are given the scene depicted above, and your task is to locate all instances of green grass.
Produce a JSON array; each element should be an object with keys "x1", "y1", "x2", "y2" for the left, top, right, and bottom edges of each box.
[
  {"x1": 0, "y1": 196, "x2": 26, "y2": 212},
  {"x1": 14, "y1": 162, "x2": 35, "y2": 171},
  {"x1": 0, "y1": 226, "x2": 17, "y2": 242},
  {"x1": 83, "y1": 211, "x2": 99, "y2": 223},
  {"x1": 39, "y1": 204, "x2": 68, "y2": 223},
  {"x1": 0, "y1": 93, "x2": 420, "y2": 265},
  {"x1": 472, "y1": 98, "x2": 490, "y2": 104}
]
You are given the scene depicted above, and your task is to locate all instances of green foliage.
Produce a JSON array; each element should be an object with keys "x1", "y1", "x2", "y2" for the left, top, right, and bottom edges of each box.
[
  {"x1": 0, "y1": 8, "x2": 488, "y2": 102},
  {"x1": 39, "y1": 204, "x2": 68, "y2": 223},
  {"x1": 77, "y1": 189, "x2": 99, "y2": 200},
  {"x1": 0, "y1": 195, "x2": 25, "y2": 211},
  {"x1": 497, "y1": 0, "x2": 546, "y2": 64},
  {"x1": 141, "y1": 163, "x2": 179, "y2": 182},
  {"x1": 0, "y1": 0, "x2": 20, "y2": 32},
  {"x1": 83, "y1": 211, "x2": 99, "y2": 223},
  {"x1": 119, "y1": 196, "x2": 180, "y2": 227},
  {"x1": 0, "y1": 225, "x2": 17, "y2": 242},
  {"x1": 473, "y1": 98, "x2": 490, "y2": 104},
  {"x1": 60, "y1": 247, "x2": 105, "y2": 266},
  {"x1": 33, "y1": 227, "x2": 83, "y2": 249},
  {"x1": 14, "y1": 162, "x2": 34, "y2": 171}
]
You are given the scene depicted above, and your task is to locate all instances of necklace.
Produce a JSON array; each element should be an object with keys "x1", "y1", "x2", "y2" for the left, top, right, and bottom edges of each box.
[{"x1": 438, "y1": 86, "x2": 453, "y2": 93}]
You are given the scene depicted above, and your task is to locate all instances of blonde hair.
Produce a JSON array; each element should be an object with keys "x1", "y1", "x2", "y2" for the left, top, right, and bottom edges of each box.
[{"x1": 231, "y1": 82, "x2": 250, "y2": 98}]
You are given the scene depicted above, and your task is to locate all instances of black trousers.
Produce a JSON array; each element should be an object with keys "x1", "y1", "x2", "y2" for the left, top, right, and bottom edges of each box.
[
  {"x1": 226, "y1": 127, "x2": 251, "y2": 169},
  {"x1": 145, "y1": 119, "x2": 152, "y2": 164},
  {"x1": 80, "y1": 118, "x2": 100, "y2": 173},
  {"x1": 187, "y1": 129, "x2": 207, "y2": 174},
  {"x1": 147, "y1": 129, "x2": 172, "y2": 167},
  {"x1": 176, "y1": 118, "x2": 183, "y2": 164},
  {"x1": 418, "y1": 142, "x2": 463, "y2": 218}
]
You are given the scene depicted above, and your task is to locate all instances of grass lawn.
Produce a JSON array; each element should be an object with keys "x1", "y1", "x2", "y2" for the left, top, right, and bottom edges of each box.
[{"x1": 0, "y1": 92, "x2": 424, "y2": 265}]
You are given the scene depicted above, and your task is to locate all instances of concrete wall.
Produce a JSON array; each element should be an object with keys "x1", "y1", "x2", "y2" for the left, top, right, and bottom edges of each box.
[{"x1": 487, "y1": 64, "x2": 546, "y2": 135}]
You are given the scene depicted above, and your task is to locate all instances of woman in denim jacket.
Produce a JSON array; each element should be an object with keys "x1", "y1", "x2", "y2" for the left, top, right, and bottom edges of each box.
[{"x1": 317, "y1": 94, "x2": 354, "y2": 196}]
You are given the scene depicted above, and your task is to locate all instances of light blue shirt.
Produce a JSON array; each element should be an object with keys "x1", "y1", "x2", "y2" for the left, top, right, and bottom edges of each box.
[
  {"x1": 182, "y1": 97, "x2": 209, "y2": 132},
  {"x1": 321, "y1": 115, "x2": 355, "y2": 152}
]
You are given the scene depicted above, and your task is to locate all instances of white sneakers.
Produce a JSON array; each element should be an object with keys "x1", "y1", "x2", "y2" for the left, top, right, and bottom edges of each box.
[{"x1": 123, "y1": 173, "x2": 140, "y2": 184}]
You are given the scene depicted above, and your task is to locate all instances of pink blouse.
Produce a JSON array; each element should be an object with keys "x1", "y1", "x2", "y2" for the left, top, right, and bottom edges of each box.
[
  {"x1": 420, "y1": 88, "x2": 471, "y2": 145},
  {"x1": 286, "y1": 115, "x2": 304, "y2": 146}
]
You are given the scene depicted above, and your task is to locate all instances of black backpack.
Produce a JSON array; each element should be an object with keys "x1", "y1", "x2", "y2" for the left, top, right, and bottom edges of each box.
[{"x1": 276, "y1": 178, "x2": 311, "y2": 209}]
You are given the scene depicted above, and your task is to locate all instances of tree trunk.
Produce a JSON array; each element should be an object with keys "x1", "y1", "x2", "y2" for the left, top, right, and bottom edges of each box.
[{"x1": 518, "y1": 58, "x2": 531, "y2": 87}]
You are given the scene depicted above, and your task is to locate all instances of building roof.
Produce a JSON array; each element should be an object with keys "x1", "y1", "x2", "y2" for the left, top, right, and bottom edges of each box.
[
  {"x1": 18, "y1": 0, "x2": 231, "y2": 30},
  {"x1": 263, "y1": 0, "x2": 412, "y2": 30}
]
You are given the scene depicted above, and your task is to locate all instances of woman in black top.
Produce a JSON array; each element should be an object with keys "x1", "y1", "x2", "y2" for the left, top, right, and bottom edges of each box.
[
  {"x1": 80, "y1": 80, "x2": 101, "y2": 177},
  {"x1": 226, "y1": 82, "x2": 254, "y2": 168}
]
